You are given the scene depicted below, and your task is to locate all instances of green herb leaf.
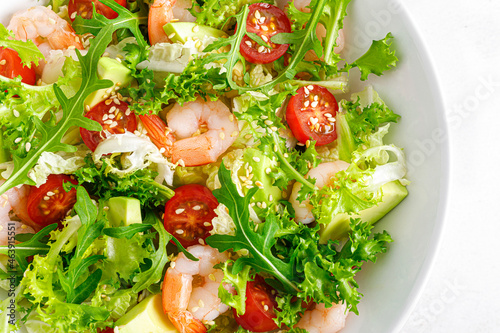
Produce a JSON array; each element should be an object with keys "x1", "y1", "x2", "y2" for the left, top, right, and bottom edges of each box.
[
  {"x1": 0, "y1": 23, "x2": 44, "y2": 67},
  {"x1": 102, "y1": 223, "x2": 153, "y2": 239},
  {"x1": 246, "y1": 32, "x2": 271, "y2": 49},
  {"x1": 217, "y1": 261, "x2": 252, "y2": 315},
  {"x1": 74, "y1": 186, "x2": 98, "y2": 226}
]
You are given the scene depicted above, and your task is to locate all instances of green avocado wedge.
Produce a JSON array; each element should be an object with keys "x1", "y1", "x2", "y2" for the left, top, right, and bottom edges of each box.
[
  {"x1": 319, "y1": 181, "x2": 408, "y2": 243},
  {"x1": 163, "y1": 22, "x2": 226, "y2": 44}
]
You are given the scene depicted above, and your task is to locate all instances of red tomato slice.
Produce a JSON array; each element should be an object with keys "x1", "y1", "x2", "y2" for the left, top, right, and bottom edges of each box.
[
  {"x1": 286, "y1": 85, "x2": 339, "y2": 146},
  {"x1": 138, "y1": 114, "x2": 174, "y2": 156},
  {"x1": 27, "y1": 174, "x2": 78, "y2": 227},
  {"x1": 68, "y1": 0, "x2": 127, "y2": 21},
  {"x1": 164, "y1": 184, "x2": 218, "y2": 248},
  {"x1": 240, "y1": 3, "x2": 291, "y2": 64},
  {"x1": 233, "y1": 275, "x2": 279, "y2": 332},
  {"x1": 80, "y1": 100, "x2": 137, "y2": 152},
  {"x1": 0, "y1": 47, "x2": 36, "y2": 85}
]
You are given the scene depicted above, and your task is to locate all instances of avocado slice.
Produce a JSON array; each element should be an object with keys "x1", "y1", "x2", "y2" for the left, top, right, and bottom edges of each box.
[
  {"x1": 319, "y1": 181, "x2": 408, "y2": 243},
  {"x1": 85, "y1": 57, "x2": 133, "y2": 108},
  {"x1": 115, "y1": 294, "x2": 177, "y2": 333},
  {"x1": 0, "y1": 130, "x2": 9, "y2": 163},
  {"x1": 163, "y1": 22, "x2": 226, "y2": 44},
  {"x1": 107, "y1": 197, "x2": 142, "y2": 227}
]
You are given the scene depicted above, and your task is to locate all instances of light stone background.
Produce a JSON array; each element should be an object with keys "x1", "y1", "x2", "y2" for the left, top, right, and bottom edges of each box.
[{"x1": 400, "y1": 1, "x2": 500, "y2": 332}]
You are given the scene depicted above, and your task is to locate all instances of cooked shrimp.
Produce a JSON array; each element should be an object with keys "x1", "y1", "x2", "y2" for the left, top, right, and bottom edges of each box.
[
  {"x1": 148, "y1": 0, "x2": 196, "y2": 45},
  {"x1": 7, "y1": 6, "x2": 83, "y2": 73},
  {"x1": 295, "y1": 302, "x2": 348, "y2": 333},
  {"x1": 162, "y1": 245, "x2": 232, "y2": 333},
  {"x1": 289, "y1": 161, "x2": 349, "y2": 224},
  {"x1": 0, "y1": 186, "x2": 35, "y2": 245},
  {"x1": 166, "y1": 99, "x2": 239, "y2": 167}
]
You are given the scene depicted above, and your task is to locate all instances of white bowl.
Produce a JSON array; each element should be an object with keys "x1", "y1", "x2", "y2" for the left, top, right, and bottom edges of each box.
[{"x1": 0, "y1": 0, "x2": 448, "y2": 332}]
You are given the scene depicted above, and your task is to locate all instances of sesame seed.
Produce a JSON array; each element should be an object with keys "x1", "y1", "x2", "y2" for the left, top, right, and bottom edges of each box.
[
  {"x1": 253, "y1": 157, "x2": 261, "y2": 162},
  {"x1": 175, "y1": 208, "x2": 185, "y2": 214},
  {"x1": 219, "y1": 132, "x2": 225, "y2": 140},
  {"x1": 250, "y1": 202, "x2": 256, "y2": 207},
  {"x1": 311, "y1": 101, "x2": 319, "y2": 108},
  {"x1": 245, "y1": 40, "x2": 252, "y2": 47},
  {"x1": 231, "y1": 131, "x2": 238, "y2": 137},
  {"x1": 209, "y1": 274, "x2": 216, "y2": 281},
  {"x1": 70, "y1": 11, "x2": 77, "y2": 19},
  {"x1": 310, "y1": 117, "x2": 318, "y2": 125},
  {"x1": 255, "y1": 10, "x2": 261, "y2": 19},
  {"x1": 104, "y1": 120, "x2": 113, "y2": 125},
  {"x1": 264, "y1": 305, "x2": 269, "y2": 311},
  {"x1": 261, "y1": 202, "x2": 267, "y2": 209},
  {"x1": 0, "y1": 60, "x2": 6, "y2": 65},
  {"x1": 44, "y1": 196, "x2": 50, "y2": 201},
  {"x1": 269, "y1": 195, "x2": 273, "y2": 201},
  {"x1": 284, "y1": 153, "x2": 289, "y2": 158},
  {"x1": 255, "y1": 181, "x2": 264, "y2": 188},
  {"x1": 314, "y1": 95, "x2": 319, "y2": 101},
  {"x1": 304, "y1": 100, "x2": 310, "y2": 107},
  {"x1": 125, "y1": 109, "x2": 131, "y2": 116},
  {"x1": 198, "y1": 238, "x2": 205, "y2": 245},
  {"x1": 254, "y1": 224, "x2": 259, "y2": 231},
  {"x1": 105, "y1": 99, "x2": 112, "y2": 105},
  {"x1": 13, "y1": 110, "x2": 20, "y2": 117},
  {"x1": 304, "y1": 87, "x2": 309, "y2": 95},
  {"x1": 261, "y1": 25, "x2": 269, "y2": 31},
  {"x1": 25, "y1": 142, "x2": 31, "y2": 152},
  {"x1": 264, "y1": 120, "x2": 273, "y2": 126},
  {"x1": 199, "y1": 300, "x2": 205, "y2": 308},
  {"x1": 14, "y1": 137, "x2": 22, "y2": 143},
  {"x1": 85, "y1": 105, "x2": 90, "y2": 111},
  {"x1": 176, "y1": 229, "x2": 184, "y2": 234},
  {"x1": 259, "y1": 17, "x2": 266, "y2": 24},
  {"x1": 265, "y1": 167, "x2": 271, "y2": 174},
  {"x1": 159, "y1": 147, "x2": 166, "y2": 154},
  {"x1": 192, "y1": 25, "x2": 200, "y2": 33},
  {"x1": 192, "y1": 307, "x2": 200, "y2": 313},
  {"x1": 47, "y1": 191, "x2": 55, "y2": 196},
  {"x1": 325, "y1": 113, "x2": 333, "y2": 118},
  {"x1": 278, "y1": 254, "x2": 285, "y2": 259},
  {"x1": 271, "y1": 126, "x2": 278, "y2": 131},
  {"x1": 306, "y1": 140, "x2": 311, "y2": 148},
  {"x1": 258, "y1": 45, "x2": 265, "y2": 53},
  {"x1": 328, "y1": 117, "x2": 336, "y2": 123},
  {"x1": 203, "y1": 222, "x2": 211, "y2": 227},
  {"x1": 262, "y1": 35, "x2": 268, "y2": 42},
  {"x1": 170, "y1": 261, "x2": 176, "y2": 268},
  {"x1": 193, "y1": 205, "x2": 201, "y2": 211},
  {"x1": 307, "y1": 85, "x2": 314, "y2": 90}
]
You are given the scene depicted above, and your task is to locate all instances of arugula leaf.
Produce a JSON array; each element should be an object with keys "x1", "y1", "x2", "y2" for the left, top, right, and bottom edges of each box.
[
  {"x1": 349, "y1": 33, "x2": 398, "y2": 80},
  {"x1": 0, "y1": 23, "x2": 44, "y2": 67},
  {"x1": 74, "y1": 186, "x2": 98, "y2": 226},
  {"x1": 0, "y1": 224, "x2": 57, "y2": 273},
  {"x1": 246, "y1": 32, "x2": 271, "y2": 49},
  {"x1": 102, "y1": 223, "x2": 153, "y2": 239},
  {"x1": 206, "y1": 163, "x2": 298, "y2": 293}
]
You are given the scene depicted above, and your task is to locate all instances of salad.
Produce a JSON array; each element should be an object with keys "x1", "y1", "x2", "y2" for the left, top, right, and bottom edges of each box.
[{"x1": 0, "y1": 0, "x2": 408, "y2": 332}]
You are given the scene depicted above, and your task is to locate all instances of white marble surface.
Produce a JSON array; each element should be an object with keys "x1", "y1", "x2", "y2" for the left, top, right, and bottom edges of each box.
[{"x1": 399, "y1": 1, "x2": 500, "y2": 332}]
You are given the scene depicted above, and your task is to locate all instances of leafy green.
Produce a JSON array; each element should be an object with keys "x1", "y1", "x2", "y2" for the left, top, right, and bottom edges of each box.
[
  {"x1": 131, "y1": 212, "x2": 172, "y2": 292},
  {"x1": 349, "y1": 33, "x2": 398, "y2": 81},
  {"x1": 0, "y1": 224, "x2": 57, "y2": 273},
  {"x1": 73, "y1": 155, "x2": 174, "y2": 208},
  {"x1": 0, "y1": 23, "x2": 44, "y2": 67},
  {"x1": 216, "y1": 261, "x2": 252, "y2": 315},
  {"x1": 102, "y1": 223, "x2": 153, "y2": 239},
  {"x1": 207, "y1": 163, "x2": 298, "y2": 293},
  {"x1": 189, "y1": 0, "x2": 270, "y2": 30}
]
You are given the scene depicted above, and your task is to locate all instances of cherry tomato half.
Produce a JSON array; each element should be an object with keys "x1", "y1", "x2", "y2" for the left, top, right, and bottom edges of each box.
[
  {"x1": 240, "y1": 3, "x2": 291, "y2": 64},
  {"x1": 68, "y1": 0, "x2": 127, "y2": 21},
  {"x1": 164, "y1": 184, "x2": 218, "y2": 248},
  {"x1": 234, "y1": 275, "x2": 279, "y2": 332},
  {"x1": 0, "y1": 47, "x2": 36, "y2": 85},
  {"x1": 27, "y1": 174, "x2": 78, "y2": 227},
  {"x1": 139, "y1": 114, "x2": 174, "y2": 157},
  {"x1": 80, "y1": 100, "x2": 137, "y2": 152},
  {"x1": 285, "y1": 85, "x2": 339, "y2": 146}
]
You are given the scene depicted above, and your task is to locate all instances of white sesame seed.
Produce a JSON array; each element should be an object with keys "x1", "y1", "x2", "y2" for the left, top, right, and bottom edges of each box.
[
  {"x1": 284, "y1": 153, "x2": 289, "y2": 158},
  {"x1": 328, "y1": 117, "x2": 336, "y2": 123},
  {"x1": 25, "y1": 142, "x2": 31, "y2": 152},
  {"x1": 176, "y1": 229, "x2": 184, "y2": 234},
  {"x1": 255, "y1": 10, "x2": 261, "y2": 19},
  {"x1": 264, "y1": 304, "x2": 269, "y2": 311},
  {"x1": 192, "y1": 307, "x2": 200, "y2": 313},
  {"x1": 47, "y1": 191, "x2": 55, "y2": 196},
  {"x1": 311, "y1": 101, "x2": 319, "y2": 108},
  {"x1": 324, "y1": 113, "x2": 333, "y2": 118},
  {"x1": 265, "y1": 168, "x2": 271, "y2": 174},
  {"x1": 259, "y1": 17, "x2": 266, "y2": 24},
  {"x1": 13, "y1": 110, "x2": 20, "y2": 117},
  {"x1": 307, "y1": 85, "x2": 314, "y2": 90},
  {"x1": 219, "y1": 132, "x2": 225, "y2": 140},
  {"x1": 310, "y1": 117, "x2": 318, "y2": 125},
  {"x1": 104, "y1": 120, "x2": 113, "y2": 125},
  {"x1": 193, "y1": 25, "x2": 200, "y2": 33},
  {"x1": 125, "y1": 109, "x2": 131, "y2": 116},
  {"x1": 261, "y1": 25, "x2": 269, "y2": 31},
  {"x1": 159, "y1": 147, "x2": 166, "y2": 154},
  {"x1": 304, "y1": 87, "x2": 309, "y2": 95},
  {"x1": 264, "y1": 120, "x2": 273, "y2": 126},
  {"x1": 262, "y1": 35, "x2": 269, "y2": 42},
  {"x1": 170, "y1": 261, "x2": 176, "y2": 268},
  {"x1": 245, "y1": 40, "x2": 252, "y2": 47},
  {"x1": 255, "y1": 181, "x2": 264, "y2": 188},
  {"x1": 14, "y1": 137, "x2": 22, "y2": 144},
  {"x1": 304, "y1": 100, "x2": 310, "y2": 107},
  {"x1": 261, "y1": 202, "x2": 267, "y2": 209},
  {"x1": 203, "y1": 222, "x2": 211, "y2": 227},
  {"x1": 175, "y1": 208, "x2": 185, "y2": 214},
  {"x1": 198, "y1": 238, "x2": 205, "y2": 245},
  {"x1": 168, "y1": 32, "x2": 176, "y2": 39},
  {"x1": 269, "y1": 194, "x2": 273, "y2": 201},
  {"x1": 258, "y1": 45, "x2": 265, "y2": 53},
  {"x1": 44, "y1": 196, "x2": 50, "y2": 201},
  {"x1": 253, "y1": 157, "x2": 261, "y2": 163},
  {"x1": 314, "y1": 95, "x2": 319, "y2": 101},
  {"x1": 199, "y1": 300, "x2": 205, "y2": 308},
  {"x1": 271, "y1": 126, "x2": 278, "y2": 131},
  {"x1": 70, "y1": 11, "x2": 77, "y2": 19},
  {"x1": 193, "y1": 205, "x2": 201, "y2": 211}
]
